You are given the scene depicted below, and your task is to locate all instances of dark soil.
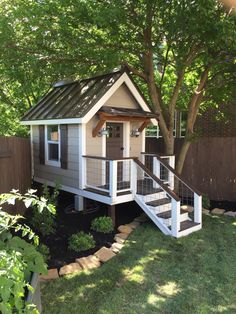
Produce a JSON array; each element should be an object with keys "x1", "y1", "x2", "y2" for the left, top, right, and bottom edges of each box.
[{"x1": 26, "y1": 189, "x2": 142, "y2": 270}]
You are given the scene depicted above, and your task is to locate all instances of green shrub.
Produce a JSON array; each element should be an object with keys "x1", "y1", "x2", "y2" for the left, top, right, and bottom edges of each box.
[
  {"x1": 68, "y1": 231, "x2": 95, "y2": 252},
  {"x1": 91, "y1": 216, "x2": 114, "y2": 233},
  {"x1": 202, "y1": 193, "x2": 211, "y2": 209},
  {"x1": 31, "y1": 207, "x2": 56, "y2": 237},
  {"x1": 38, "y1": 243, "x2": 50, "y2": 262}
]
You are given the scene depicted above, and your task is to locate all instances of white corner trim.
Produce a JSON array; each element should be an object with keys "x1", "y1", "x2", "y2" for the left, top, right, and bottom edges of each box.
[
  {"x1": 30, "y1": 125, "x2": 34, "y2": 178},
  {"x1": 79, "y1": 123, "x2": 86, "y2": 189}
]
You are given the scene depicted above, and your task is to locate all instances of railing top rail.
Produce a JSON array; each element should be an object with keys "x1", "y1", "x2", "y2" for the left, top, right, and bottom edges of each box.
[
  {"x1": 134, "y1": 159, "x2": 180, "y2": 202},
  {"x1": 141, "y1": 152, "x2": 202, "y2": 196},
  {"x1": 83, "y1": 155, "x2": 136, "y2": 161}
]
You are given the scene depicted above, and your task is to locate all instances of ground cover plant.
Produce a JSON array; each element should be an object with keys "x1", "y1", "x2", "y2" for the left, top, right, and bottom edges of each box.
[
  {"x1": 91, "y1": 216, "x2": 114, "y2": 233},
  {"x1": 42, "y1": 214, "x2": 236, "y2": 314},
  {"x1": 68, "y1": 231, "x2": 95, "y2": 253}
]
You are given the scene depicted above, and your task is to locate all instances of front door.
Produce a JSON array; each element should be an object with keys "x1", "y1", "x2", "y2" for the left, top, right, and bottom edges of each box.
[
  {"x1": 106, "y1": 122, "x2": 124, "y2": 183},
  {"x1": 106, "y1": 122, "x2": 123, "y2": 159}
]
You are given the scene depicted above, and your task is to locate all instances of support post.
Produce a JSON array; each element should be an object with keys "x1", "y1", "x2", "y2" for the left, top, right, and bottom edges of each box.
[
  {"x1": 109, "y1": 160, "x2": 117, "y2": 202},
  {"x1": 171, "y1": 199, "x2": 181, "y2": 238},
  {"x1": 108, "y1": 205, "x2": 116, "y2": 227},
  {"x1": 194, "y1": 193, "x2": 202, "y2": 224}
]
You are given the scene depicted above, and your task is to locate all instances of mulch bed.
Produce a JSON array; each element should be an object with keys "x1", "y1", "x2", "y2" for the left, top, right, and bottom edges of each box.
[{"x1": 26, "y1": 190, "x2": 142, "y2": 270}]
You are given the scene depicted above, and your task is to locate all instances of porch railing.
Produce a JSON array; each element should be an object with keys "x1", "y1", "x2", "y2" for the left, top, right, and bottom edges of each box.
[
  {"x1": 83, "y1": 156, "x2": 134, "y2": 201},
  {"x1": 142, "y1": 153, "x2": 202, "y2": 225}
]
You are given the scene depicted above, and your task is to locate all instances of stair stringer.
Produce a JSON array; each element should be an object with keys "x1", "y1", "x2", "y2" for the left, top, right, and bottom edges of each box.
[{"x1": 134, "y1": 195, "x2": 172, "y2": 236}]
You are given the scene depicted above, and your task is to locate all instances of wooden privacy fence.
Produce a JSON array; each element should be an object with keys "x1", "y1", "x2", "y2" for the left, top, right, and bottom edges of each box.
[
  {"x1": 0, "y1": 136, "x2": 31, "y2": 214},
  {"x1": 146, "y1": 137, "x2": 236, "y2": 202}
]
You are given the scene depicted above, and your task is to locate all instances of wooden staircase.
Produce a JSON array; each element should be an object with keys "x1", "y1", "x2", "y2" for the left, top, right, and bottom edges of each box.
[{"x1": 133, "y1": 158, "x2": 202, "y2": 238}]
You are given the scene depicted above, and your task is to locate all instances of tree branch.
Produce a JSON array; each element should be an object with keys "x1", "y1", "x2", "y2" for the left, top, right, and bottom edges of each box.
[{"x1": 121, "y1": 62, "x2": 147, "y2": 81}]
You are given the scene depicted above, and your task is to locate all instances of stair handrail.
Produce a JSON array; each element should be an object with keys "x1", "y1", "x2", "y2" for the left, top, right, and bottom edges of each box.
[
  {"x1": 141, "y1": 153, "x2": 202, "y2": 196},
  {"x1": 134, "y1": 159, "x2": 180, "y2": 202}
]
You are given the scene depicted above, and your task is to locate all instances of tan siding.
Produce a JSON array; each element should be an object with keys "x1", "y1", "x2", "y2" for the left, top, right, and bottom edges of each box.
[
  {"x1": 86, "y1": 116, "x2": 103, "y2": 156},
  {"x1": 105, "y1": 83, "x2": 140, "y2": 109},
  {"x1": 130, "y1": 122, "x2": 143, "y2": 158},
  {"x1": 32, "y1": 125, "x2": 80, "y2": 189}
]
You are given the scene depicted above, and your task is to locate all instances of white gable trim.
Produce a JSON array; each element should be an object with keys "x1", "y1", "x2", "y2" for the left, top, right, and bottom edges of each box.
[
  {"x1": 21, "y1": 118, "x2": 82, "y2": 126},
  {"x1": 82, "y1": 72, "x2": 157, "y2": 125}
]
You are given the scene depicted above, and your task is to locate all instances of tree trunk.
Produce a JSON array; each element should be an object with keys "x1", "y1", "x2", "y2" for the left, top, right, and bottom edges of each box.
[
  {"x1": 175, "y1": 140, "x2": 191, "y2": 174},
  {"x1": 164, "y1": 134, "x2": 175, "y2": 155}
]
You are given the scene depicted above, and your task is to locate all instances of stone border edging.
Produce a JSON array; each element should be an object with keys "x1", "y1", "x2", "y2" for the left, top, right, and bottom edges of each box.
[{"x1": 40, "y1": 213, "x2": 147, "y2": 281}]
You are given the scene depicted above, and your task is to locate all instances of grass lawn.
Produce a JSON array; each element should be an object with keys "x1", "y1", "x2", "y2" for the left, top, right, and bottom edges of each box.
[{"x1": 41, "y1": 214, "x2": 236, "y2": 314}]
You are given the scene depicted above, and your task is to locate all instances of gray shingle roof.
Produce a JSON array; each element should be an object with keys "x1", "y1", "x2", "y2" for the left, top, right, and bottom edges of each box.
[{"x1": 22, "y1": 70, "x2": 123, "y2": 121}]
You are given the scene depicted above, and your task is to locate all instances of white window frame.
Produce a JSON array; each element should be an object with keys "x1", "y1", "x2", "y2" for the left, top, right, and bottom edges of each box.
[
  {"x1": 45, "y1": 124, "x2": 61, "y2": 167},
  {"x1": 180, "y1": 111, "x2": 187, "y2": 138}
]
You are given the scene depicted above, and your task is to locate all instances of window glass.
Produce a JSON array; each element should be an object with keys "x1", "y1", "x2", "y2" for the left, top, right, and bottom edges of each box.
[
  {"x1": 46, "y1": 125, "x2": 60, "y2": 164},
  {"x1": 47, "y1": 125, "x2": 59, "y2": 142},
  {"x1": 48, "y1": 143, "x2": 59, "y2": 161}
]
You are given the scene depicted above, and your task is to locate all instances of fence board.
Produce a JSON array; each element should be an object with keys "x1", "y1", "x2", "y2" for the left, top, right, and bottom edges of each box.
[
  {"x1": 0, "y1": 136, "x2": 31, "y2": 214},
  {"x1": 146, "y1": 137, "x2": 236, "y2": 201}
]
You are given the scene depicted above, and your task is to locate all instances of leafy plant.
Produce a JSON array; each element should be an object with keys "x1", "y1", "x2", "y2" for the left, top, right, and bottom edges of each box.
[
  {"x1": 68, "y1": 231, "x2": 95, "y2": 252},
  {"x1": 31, "y1": 183, "x2": 60, "y2": 237},
  {"x1": 202, "y1": 193, "x2": 211, "y2": 209},
  {"x1": 37, "y1": 243, "x2": 50, "y2": 262},
  {"x1": 91, "y1": 216, "x2": 114, "y2": 234},
  {"x1": 0, "y1": 189, "x2": 55, "y2": 314},
  {"x1": 31, "y1": 207, "x2": 56, "y2": 237}
]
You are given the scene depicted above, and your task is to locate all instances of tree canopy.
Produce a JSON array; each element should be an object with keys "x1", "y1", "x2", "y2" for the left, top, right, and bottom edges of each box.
[{"x1": 0, "y1": 0, "x2": 235, "y2": 170}]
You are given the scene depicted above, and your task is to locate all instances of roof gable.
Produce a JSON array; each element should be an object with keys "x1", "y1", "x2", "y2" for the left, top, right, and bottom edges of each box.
[{"x1": 21, "y1": 69, "x2": 155, "y2": 125}]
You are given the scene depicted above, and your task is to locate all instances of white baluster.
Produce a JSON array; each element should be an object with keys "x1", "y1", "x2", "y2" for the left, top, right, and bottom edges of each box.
[
  {"x1": 153, "y1": 157, "x2": 160, "y2": 188},
  {"x1": 131, "y1": 159, "x2": 137, "y2": 197},
  {"x1": 171, "y1": 199, "x2": 181, "y2": 237},
  {"x1": 194, "y1": 193, "x2": 202, "y2": 225},
  {"x1": 109, "y1": 160, "x2": 117, "y2": 202}
]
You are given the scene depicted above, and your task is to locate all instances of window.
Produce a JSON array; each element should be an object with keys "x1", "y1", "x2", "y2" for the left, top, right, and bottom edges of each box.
[
  {"x1": 180, "y1": 111, "x2": 187, "y2": 138},
  {"x1": 46, "y1": 125, "x2": 60, "y2": 166},
  {"x1": 145, "y1": 125, "x2": 160, "y2": 138},
  {"x1": 145, "y1": 112, "x2": 177, "y2": 138}
]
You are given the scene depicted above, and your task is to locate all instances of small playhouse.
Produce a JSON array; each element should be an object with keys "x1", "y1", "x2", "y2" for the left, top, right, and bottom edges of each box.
[{"x1": 22, "y1": 68, "x2": 202, "y2": 238}]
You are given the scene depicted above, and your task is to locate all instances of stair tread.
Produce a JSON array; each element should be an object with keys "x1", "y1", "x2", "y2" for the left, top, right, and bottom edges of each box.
[
  {"x1": 137, "y1": 187, "x2": 163, "y2": 196},
  {"x1": 157, "y1": 209, "x2": 188, "y2": 219},
  {"x1": 146, "y1": 198, "x2": 171, "y2": 207},
  {"x1": 179, "y1": 220, "x2": 200, "y2": 231}
]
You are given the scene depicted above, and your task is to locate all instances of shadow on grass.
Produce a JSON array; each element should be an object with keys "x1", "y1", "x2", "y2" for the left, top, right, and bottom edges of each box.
[{"x1": 41, "y1": 214, "x2": 236, "y2": 314}]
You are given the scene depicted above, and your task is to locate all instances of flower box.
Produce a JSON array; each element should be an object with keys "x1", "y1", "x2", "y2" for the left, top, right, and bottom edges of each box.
[{"x1": 26, "y1": 273, "x2": 42, "y2": 313}]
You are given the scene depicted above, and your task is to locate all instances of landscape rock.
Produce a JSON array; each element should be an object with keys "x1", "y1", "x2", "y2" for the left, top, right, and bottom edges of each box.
[
  {"x1": 211, "y1": 208, "x2": 225, "y2": 215},
  {"x1": 224, "y1": 211, "x2": 236, "y2": 218},
  {"x1": 127, "y1": 221, "x2": 140, "y2": 229},
  {"x1": 115, "y1": 232, "x2": 129, "y2": 240},
  {"x1": 181, "y1": 205, "x2": 194, "y2": 213},
  {"x1": 59, "y1": 263, "x2": 82, "y2": 276},
  {"x1": 117, "y1": 225, "x2": 133, "y2": 234},
  {"x1": 114, "y1": 235, "x2": 126, "y2": 244},
  {"x1": 76, "y1": 255, "x2": 101, "y2": 270},
  {"x1": 202, "y1": 208, "x2": 210, "y2": 215},
  {"x1": 40, "y1": 268, "x2": 59, "y2": 281},
  {"x1": 94, "y1": 247, "x2": 116, "y2": 262},
  {"x1": 111, "y1": 242, "x2": 124, "y2": 253},
  {"x1": 134, "y1": 214, "x2": 148, "y2": 223}
]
